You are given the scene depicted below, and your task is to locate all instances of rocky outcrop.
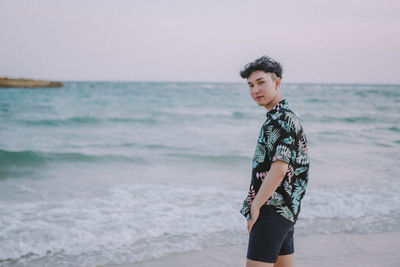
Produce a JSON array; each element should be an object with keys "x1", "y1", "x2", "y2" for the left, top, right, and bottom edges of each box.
[{"x1": 0, "y1": 77, "x2": 63, "y2": 88}]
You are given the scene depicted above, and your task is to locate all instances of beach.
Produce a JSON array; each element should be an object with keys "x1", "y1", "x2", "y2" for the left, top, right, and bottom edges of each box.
[
  {"x1": 104, "y1": 232, "x2": 400, "y2": 267},
  {"x1": 1, "y1": 82, "x2": 399, "y2": 266}
]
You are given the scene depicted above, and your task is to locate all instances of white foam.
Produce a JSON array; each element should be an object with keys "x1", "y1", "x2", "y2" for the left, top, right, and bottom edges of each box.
[
  {"x1": 0, "y1": 180, "x2": 399, "y2": 266},
  {"x1": 297, "y1": 181, "x2": 400, "y2": 234},
  {"x1": 0, "y1": 183, "x2": 247, "y2": 266}
]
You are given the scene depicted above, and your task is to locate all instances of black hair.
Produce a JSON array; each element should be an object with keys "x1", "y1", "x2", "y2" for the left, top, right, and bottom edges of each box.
[{"x1": 240, "y1": 56, "x2": 283, "y2": 79}]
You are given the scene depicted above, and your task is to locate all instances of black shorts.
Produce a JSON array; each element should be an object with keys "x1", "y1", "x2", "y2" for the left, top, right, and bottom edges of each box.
[{"x1": 247, "y1": 205, "x2": 295, "y2": 263}]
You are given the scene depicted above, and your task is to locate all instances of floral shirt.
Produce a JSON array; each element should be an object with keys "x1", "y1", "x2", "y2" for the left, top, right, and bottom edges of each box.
[{"x1": 240, "y1": 99, "x2": 310, "y2": 223}]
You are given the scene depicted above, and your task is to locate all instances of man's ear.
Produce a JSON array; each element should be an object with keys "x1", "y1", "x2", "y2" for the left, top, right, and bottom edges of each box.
[{"x1": 275, "y1": 77, "x2": 281, "y2": 89}]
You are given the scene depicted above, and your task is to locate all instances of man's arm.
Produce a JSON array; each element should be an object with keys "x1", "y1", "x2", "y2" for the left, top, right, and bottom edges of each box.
[{"x1": 247, "y1": 160, "x2": 288, "y2": 234}]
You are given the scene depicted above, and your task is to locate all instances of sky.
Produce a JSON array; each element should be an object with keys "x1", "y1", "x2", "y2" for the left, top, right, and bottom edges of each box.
[{"x1": 1, "y1": 0, "x2": 399, "y2": 83}]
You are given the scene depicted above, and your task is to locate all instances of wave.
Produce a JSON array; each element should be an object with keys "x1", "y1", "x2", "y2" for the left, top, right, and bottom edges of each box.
[
  {"x1": 320, "y1": 116, "x2": 375, "y2": 123},
  {"x1": 387, "y1": 126, "x2": 400, "y2": 132},
  {"x1": 305, "y1": 98, "x2": 326, "y2": 103},
  {"x1": 87, "y1": 142, "x2": 179, "y2": 151},
  {"x1": 0, "y1": 183, "x2": 246, "y2": 266},
  {"x1": 354, "y1": 88, "x2": 400, "y2": 99},
  {"x1": 108, "y1": 117, "x2": 158, "y2": 124},
  {"x1": 19, "y1": 117, "x2": 102, "y2": 127},
  {"x1": 0, "y1": 149, "x2": 147, "y2": 170},
  {"x1": 232, "y1": 111, "x2": 249, "y2": 119},
  {"x1": 13, "y1": 111, "x2": 252, "y2": 129},
  {"x1": 18, "y1": 116, "x2": 158, "y2": 127},
  {"x1": 163, "y1": 152, "x2": 250, "y2": 164},
  {"x1": 0, "y1": 181, "x2": 399, "y2": 266},
  {"x1": 342, "y1": 116, "x2": 376, "y2": 123}
]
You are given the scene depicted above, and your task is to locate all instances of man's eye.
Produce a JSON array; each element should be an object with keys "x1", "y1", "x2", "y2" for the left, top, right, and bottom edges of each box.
[{"x1": 259, "y1": 81, "x2": 264, "y2": 84}]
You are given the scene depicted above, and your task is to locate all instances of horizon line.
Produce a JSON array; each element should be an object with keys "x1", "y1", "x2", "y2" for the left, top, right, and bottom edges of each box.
[
  {"x1": 61, "y1": 79, "x2": 400, "y2": 86},
  {"x1": 2, "y1": 76, "x2": 400, "y2": 86}
]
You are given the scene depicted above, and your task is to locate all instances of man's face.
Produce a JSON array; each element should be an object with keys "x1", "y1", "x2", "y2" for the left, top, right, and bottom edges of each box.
[{"x1": 247, "y1": 71, "x2": 280, "y2": 109}]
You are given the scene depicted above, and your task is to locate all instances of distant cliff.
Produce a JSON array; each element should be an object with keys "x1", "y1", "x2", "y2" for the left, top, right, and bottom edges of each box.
[{"x1": 0, "y1": 77, "x2": 63, "y2": 88}]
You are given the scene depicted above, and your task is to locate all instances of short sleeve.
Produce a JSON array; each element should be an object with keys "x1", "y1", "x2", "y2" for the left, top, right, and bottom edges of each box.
[{"x1": 268, "y1": 119, "x2": 296, "y2": 164}]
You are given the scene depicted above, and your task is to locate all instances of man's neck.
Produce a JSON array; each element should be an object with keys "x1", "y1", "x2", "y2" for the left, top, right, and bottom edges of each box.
[{"x1": 265, "y1": 95, "x2": 284, "y2": 111}]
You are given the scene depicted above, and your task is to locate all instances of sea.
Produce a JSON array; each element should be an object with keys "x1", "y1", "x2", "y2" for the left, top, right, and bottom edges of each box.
[{"x1": 0, "y1": 82, "x2": 399, "y2": 266}]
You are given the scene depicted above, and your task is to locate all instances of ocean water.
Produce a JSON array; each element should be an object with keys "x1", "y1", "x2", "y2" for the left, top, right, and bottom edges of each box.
[{"x1": 0, "y1": 82, "x2": 399, "y2": 266}]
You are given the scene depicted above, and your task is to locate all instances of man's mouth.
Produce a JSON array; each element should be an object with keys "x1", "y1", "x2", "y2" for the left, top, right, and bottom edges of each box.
[{"x1": 255, "y1": 96, "x2": 263, "y2": 101}]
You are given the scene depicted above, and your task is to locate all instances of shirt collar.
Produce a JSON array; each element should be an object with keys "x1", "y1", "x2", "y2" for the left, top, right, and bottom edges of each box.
[{"x1": 266, "y1": 99, "x2": 288, "y2": 119}]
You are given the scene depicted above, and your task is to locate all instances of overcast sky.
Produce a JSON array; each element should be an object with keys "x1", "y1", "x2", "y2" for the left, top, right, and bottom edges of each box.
[{"x1": 1, "y1": 0, "x2": 399, "y2": 83}]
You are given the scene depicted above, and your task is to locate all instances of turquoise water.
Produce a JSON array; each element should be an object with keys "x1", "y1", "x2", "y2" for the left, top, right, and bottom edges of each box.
[{"x1": 0, "y1": 82, "x2": 399, "y2": 266}]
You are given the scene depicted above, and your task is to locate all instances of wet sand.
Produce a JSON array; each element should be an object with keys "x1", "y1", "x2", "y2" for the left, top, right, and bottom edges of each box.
[{"x1": 102, "y1": 232, "x2": 400, "y2": 267}]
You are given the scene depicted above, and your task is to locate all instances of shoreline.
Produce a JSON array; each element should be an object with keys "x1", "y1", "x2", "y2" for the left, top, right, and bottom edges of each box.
[{"x1": 101, "y1": 232, "x2": 400, "y2": 267}]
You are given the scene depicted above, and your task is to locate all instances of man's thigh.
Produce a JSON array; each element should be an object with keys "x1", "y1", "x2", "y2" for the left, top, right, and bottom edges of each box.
[
  {"x1": 274, "y1": 254, "x2": 294, "y2": 267},
  {"x1": 246, "y1": 258, "x2": 274, "y2": 267}
]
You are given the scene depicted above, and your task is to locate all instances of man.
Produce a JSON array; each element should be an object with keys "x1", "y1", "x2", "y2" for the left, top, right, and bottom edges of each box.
[{"x1": 239, "y1": 56, "x2": 310, "y2": 267}]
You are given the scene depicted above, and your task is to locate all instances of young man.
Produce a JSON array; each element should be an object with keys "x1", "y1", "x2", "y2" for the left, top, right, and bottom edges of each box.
[{"x1": 239, "y1": 56, "x2": 310, "y2": 267}]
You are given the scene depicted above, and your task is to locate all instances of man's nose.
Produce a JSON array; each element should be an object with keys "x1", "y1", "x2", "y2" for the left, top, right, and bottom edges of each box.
[{"x1": 252, "y1": 85, "x2": 260, "y2": 93}]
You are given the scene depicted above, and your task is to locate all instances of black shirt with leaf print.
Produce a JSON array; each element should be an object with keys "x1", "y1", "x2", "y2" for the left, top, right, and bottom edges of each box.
[{"x1": 240, "y1": 99, "x2": 310, "y2": 223}]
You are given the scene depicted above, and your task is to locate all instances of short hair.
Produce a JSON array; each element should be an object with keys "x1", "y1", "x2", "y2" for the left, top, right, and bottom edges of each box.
[{"x1": 240, "y1": 56, "x2": 283, "y2": 79}]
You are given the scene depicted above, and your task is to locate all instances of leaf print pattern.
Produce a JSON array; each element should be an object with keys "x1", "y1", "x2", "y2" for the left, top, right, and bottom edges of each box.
[
  {"x1": 257, "y1": 126, "x2": 266, "y2": 144},
  {"x1": 269, "y1": 192, "x2": 284, "y2": 206},
  {"x1": 284, "y1": 112, "x2": 302, "y2": 134},
  {"x1": 284, "y1": 180, "x2": 292, "y2": 195},
  {"x1": 294, "y1": 166, "x2": 308, "y2": 176},
  {"x1": 264, "y1": 125, "x2": 280, "y2": 154},
  {"x1": 256, "y1": 171, "x2": 268, "y2": 181},
  {"x1": 276, "y1": 206, "x2": 294, "y2": 222},
  {"x1": 282, "y1": 136, "x2": 294, "y2": 145},
  {"x1": 253, "y1": 142, "x2": 266, "y2": 163},
  {"x1": 292, "y1": 178, "x2": 307, "y2": 215},
  {"x1": 240, "y1": 99, "x2": 310, "y2": 223},
  {"x1": 277, "y1": 119, "x2": 292, "y2": 133},
  {"x1": 300, "y1": 133, "x2": 308, "y2": 153},
  {"x1": 240, "y1": 198, "x2": 251, "y2": 220},
  {"x1": 247, "y1": 185, "x2": 256, "y2": 204},
  {"x1": 273, "y1": 144, "x2": 292, "y2": 163},
  {"x1": 287, "y1": 164, "x2": 294, "y2": 183},
  {"x1": 296, "y1": 151, "x2": 309, "y2": 165}
]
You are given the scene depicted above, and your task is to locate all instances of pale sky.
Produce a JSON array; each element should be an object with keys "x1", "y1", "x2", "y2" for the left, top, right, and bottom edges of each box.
[{"x1": 1, "y1": 0, "x2": 399, "y2": 83}]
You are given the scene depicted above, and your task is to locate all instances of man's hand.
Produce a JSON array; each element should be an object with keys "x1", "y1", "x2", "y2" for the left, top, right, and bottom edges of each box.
[{"x1": 247, "y1": 206, "x2": 260, "y2": 234}]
